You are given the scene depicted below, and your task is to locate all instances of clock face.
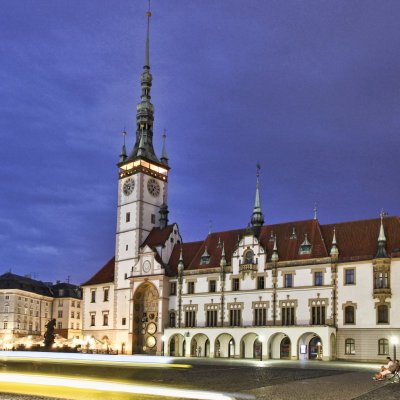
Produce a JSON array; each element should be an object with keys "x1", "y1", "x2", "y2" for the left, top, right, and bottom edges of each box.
[
  {"x1": 146, "y1": 335, "x2": 156, "y2": 348},
  {"x1": 147, "y1": 178, "x2": 160, "y2": 197},
  {"x1": 123, "y1": 178, "x2": 135, "y2": 196},
  {"x1": 142, "y1": 261, "x2": 151, "y2": 273},
  {"x1": 147, "y1": 322, "x2": 157, "y2": 335}
]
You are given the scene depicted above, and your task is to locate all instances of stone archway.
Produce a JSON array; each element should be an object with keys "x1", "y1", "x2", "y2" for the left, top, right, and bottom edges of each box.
[
  {"x1": 215, "y1": 333, "x2": 235, "y2": 358},
  {"x1": 297, "y1": 332, "x2": 322, "y2": 360},
  {"x1": 169, "y1": 334, "x2": 185, "y2": 356},
  {"x1": 267, "y1": 332, "x2": 287, "y2": 359},
  {"x1": 132, "y1": 282, "x2": 159, "y2": 355},
  {"x1": 191, "y1": 333, "x2": 210, "y2": 357},
  {"x1": 280, "y1": 336, "x2": 291, "y2": 359},
  {"x1": 240, "y1": 332, "x2": 259, "y2": 359}
]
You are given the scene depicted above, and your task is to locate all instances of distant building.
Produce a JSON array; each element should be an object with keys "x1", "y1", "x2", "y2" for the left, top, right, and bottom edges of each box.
[
  {"x1": 0, "y1": 273, "x2": 82, "y2": 348},
  {"x1": 82, "y1": 9, "x2": 400, "y2": 361}
]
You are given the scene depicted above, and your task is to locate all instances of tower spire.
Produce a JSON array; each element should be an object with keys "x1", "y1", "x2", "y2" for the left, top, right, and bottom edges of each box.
[
  {"x1": 119, "y1": 129, "x2": 127, "y2": 163},
  {"x1": 159, "y1": 188, "x2": 169, "y2": 230},
  {"x1": 124, "y1": 3, "x2": 161, "y2": 165},
  {"x1": 330, "y1": 227, "x2": 339, "y2": 258},
  {"x1": 160, "y1": 129, "x2": 169, "y2": 165},
  {"x1": 250, "y1": 163, "x2": 264, "y2": 236}
]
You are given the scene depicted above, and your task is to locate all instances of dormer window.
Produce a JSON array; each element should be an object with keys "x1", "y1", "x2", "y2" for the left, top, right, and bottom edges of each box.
[
  {"x1": 200, "y1": 247, "x2": 210, "y2": 265},
  {"x1": 299, "y1": 234, "x2": 312, "y2": 255},
  {"x1": 243, "y1": 250, "x2": 254, "y2": 264}
]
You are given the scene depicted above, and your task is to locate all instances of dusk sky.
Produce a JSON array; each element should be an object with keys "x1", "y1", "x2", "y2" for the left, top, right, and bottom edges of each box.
[{"x1": 1, "y1": 1, "x2": 399, "y2": 284}]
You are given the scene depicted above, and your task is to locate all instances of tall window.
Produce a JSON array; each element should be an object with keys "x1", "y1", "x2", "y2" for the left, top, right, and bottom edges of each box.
[
  {"x1": 229, "y1": 309, "x2": 241, "y2": 326},
  {"x1": 103, "y1": 314, "x2": 109, "y2": 326},
  {"x1": 71, "y1": 311, "x2": 75, "y2": 318},
  {"x1": 126, "y1": 212, "x2": 130, "y2": 222},
  {"x1": 90, "y1": 314, "x2": 95, "y2": 326},
  {"x1": 206, "y1": 310, "x2": 218, "y2": 327},
  {"x1": 311, "y1": 305, "x2": 326, "y2": 325},
  {"x1": 185, "y1": 310, "x2": 196, "y2": 327},
  {"x1": 257, "y1": 276, "x2": 265, "y2": 290},
  {"x1": 345, "y1": 338, "x2": 355, "y2": 355},
  {"x1": 345, "y1": 269, "x2": 355, "y2": 285},
  {"x1": 314, "y1": 271, "x2": 323, "y2": 286},
  {"x1": 91, "y1": 290, "x2": 96, "y2": 303},
  {"x1": 232, "y1": 278, "x2": 240, "y2": 291},
  {"x1": 374, "y1": 271, "x2": 389, "y2": 289},
  {"x1": 284, "y1": 274, "x2": 293, "y2": 288},
  {"x1": 344, "y1": 306, "x2": 355, "y2": 324},
  {"x1": 378, "y1": 338, "x2": 389, "y2": 355},
  {"x1": 58, "y1": 310, "x2": 63, "y2": 318},
  {"x1": 377, "y1": 305, "x2": 389, "y2": 323},
  {"x1": 104, "y1": 288, "x2": 109, "y2": 302},
  {"x1": 254, "y1": 307, "x2": 267, "y2": 326},
  {"x1": 281, "y1": 306, "x2": 295, "y2": 326},
  {"x1": 170, "y1": 282, "x2": 177, "y2": 296},
  {"x1": 187, "y1": 282, "x2": 195, "y2": 294},
  {"x1": 209, "y1": 280, "x2": 216, "y2": 293},
  {"x1": 57, "y1": 322, "x2": 62, "y2": 329},
  {"x1": 244, "y1": 250, "x2": 254, "y2": 264},
  {"x1": 3, "y1": 321, "x2": 7, "y2": 329},
  {"x1": 169, "y1": 312, "x2": 176, "y2": 328}
]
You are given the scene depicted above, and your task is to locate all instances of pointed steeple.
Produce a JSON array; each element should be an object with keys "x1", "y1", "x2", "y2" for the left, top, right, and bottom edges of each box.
[
  {"x1": 119, "y1": 129, "x2": 127, "y2": 163},
  {"x1": 271, "y1": 235, "x2": 279, "y2": 262},
  {"x1": 250, "y1": 164, "x2": 264, "y2": 236},
  {"x1": 330, "y1": 227, "x2": 339, "y2": 258},
  {"x1": 376, "y1": 210, "x2": 388, "y2": 258},
  {"x1": 220, "y1": 242, "x2": 226, "y2": 268},
  {"x1": 159, "y1": 189, "x2": 169, "y2": 229},
  {"x1": 160, "y1": 129, "x2": 169, "y2": 165},
  {"x1": 125, "y1": 4, "x2": 161, "y2": 165},
  {"x1": 178, "y1": 246, "x2": 184, "y2": 274},
  {"x1": 200, "y1": 246, "x2": 210, "y2": 265}
]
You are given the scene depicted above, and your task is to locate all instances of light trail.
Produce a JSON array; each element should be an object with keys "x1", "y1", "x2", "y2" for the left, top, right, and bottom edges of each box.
[
  {"x1": 0, "y1": 372, "x2": 254, "y2": 400},
  {"x1": 0, "y1": 350, "x2": 190, "y2": 369}
]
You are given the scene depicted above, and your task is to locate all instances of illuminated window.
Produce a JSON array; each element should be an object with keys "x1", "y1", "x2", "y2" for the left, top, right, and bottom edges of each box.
[
  {"x1": 378, "y1": 338, "x2": 389, "y2": 355},
  {"x1": 345, "y1": 338, "x2": 355, "y2": 355}
]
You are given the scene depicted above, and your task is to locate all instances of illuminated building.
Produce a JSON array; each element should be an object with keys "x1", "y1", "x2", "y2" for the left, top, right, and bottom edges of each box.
[
  {"x1": 82, "y1": 8, "x2": 400, "y2": 361},
  {"x1": 0, "y1": 273, "x2": 82, "y2": 347}
]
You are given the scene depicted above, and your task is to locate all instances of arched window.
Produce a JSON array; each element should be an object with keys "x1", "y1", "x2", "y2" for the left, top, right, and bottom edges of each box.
[
  {"x1": 244, "y1": 250, "x2": 254, "y2": 264},
  {"x1": 378, "y1": 338, "x2": 389, "y2": 355},
  {"x1": 345, "y1": 338, "x2": 355, "y2": 355},
  {"x1": 344, "y1": 306, "x2": 355, "y2": 324},
  {"x1": 377, "y1": 305, "x2": 389, "y2": 324},
  {"x1": 169, "y1": 312, "x2": 176, "y2": 328}
]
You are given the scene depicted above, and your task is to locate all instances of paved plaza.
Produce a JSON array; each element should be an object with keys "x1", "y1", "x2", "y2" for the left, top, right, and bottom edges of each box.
[{"x1": 0, "y1": 358, "x2": 399, "y2": 399}]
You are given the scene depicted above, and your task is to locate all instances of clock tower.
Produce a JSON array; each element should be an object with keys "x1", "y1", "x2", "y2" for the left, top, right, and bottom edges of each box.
[{"x1": 114, "y1": 8, "x2": 169, "y2": 297}]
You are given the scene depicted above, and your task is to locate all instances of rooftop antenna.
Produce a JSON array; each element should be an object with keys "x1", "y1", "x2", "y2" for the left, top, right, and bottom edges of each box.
[{"x1": 66, "y1": 275, "x2": 71, "y2": 284}]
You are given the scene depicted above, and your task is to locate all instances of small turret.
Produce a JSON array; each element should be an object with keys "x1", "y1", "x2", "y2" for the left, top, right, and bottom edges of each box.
[
  {"x1": 271, "y1": 235, "x2": 279, "y2": 262},
  {"x1": 119, "y1": 129, "x2": 127, "y2": 163},
  {"x1": 178, "y1": 247, "x2": 184, "y2": 275},
  {"x1": 330, "y1": 227, "x2": 339, "y2": 258},
  {"x1": 220, "y1": 242, "x2": 226, "y2": 269},
  {"x1": 160, "y1": 130, "x2": 169, "y2": 165},
  {"x1": 250, "y1": 164, "x2": 264, "y2": 237},
  {"x1": 376, "y1": 210, "x2": 388, "y2": 258}
]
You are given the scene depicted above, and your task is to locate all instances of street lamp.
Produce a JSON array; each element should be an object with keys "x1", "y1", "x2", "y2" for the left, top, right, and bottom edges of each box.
[
  {"x1": 391, "y1": 336, "x2": 398, "y2": 361},
  {"x1": 162, "y1": 335, "x2": 167, "y2": 356},
  {"x1": 258, "y1": 335, "x2": 264, "y2": 361}
]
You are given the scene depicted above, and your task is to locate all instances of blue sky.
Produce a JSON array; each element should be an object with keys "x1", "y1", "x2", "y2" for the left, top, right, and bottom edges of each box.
[{"x1": 1, "y1": 0, "x2": 399, "y2": 284}]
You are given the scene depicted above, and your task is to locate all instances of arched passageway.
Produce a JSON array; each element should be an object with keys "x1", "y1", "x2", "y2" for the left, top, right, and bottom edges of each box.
[
  {"x1": 191, "y1": 333, "x2": 210, "y2": 357},
  {"x1": 168, "y1": 334, "x2": 185, "y2": 357},
  {"x1": 215, "y1": 333, "x2": 235, "y2": 358}
]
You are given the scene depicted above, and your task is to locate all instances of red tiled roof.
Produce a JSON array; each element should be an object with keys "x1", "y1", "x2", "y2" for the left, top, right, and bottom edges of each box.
[
  {"x1": 81, "y1": 257, "x2": 115, "y2": 286},
  {"x1": 142, "y1": 225, "x2": 175, "y2": 247},
  {"x1": 320, "y1": 216, "x2": 400, "y2": 262},
  {"x1": 167, "y1": 217, "x2": 400, "y2": 274},
  {"x1": 168, "y1": 241, "x2": 203, "y2": 275}
]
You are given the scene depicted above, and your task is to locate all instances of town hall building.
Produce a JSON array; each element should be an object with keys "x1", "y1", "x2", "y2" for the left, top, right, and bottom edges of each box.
[{"x1": 81, "y1": 9, "x2": 400, "y2": 362}]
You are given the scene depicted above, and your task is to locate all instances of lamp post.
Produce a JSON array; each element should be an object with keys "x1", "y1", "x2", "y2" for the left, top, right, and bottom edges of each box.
[
  {"x1": 162, "y1": 335, "x2": 167, "y2": 356},
  {"x1": 391, "y1": 336, "x2": 398, "y2": 361},
  {"x1": 258, "y1": 335, "x2": 264, "y2": 361}
]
